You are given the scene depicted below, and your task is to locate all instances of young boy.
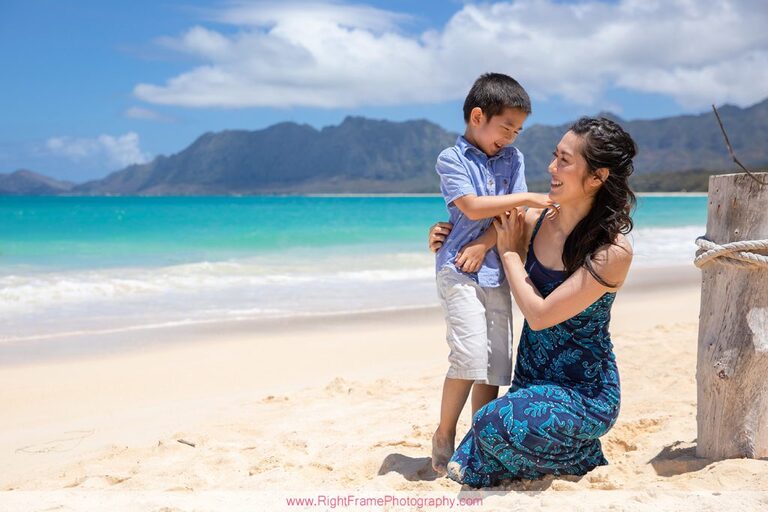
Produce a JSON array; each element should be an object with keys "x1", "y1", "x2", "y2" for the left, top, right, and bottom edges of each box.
[{"x1": 431, "y1": 72, "x2": 555, "y2": 474}]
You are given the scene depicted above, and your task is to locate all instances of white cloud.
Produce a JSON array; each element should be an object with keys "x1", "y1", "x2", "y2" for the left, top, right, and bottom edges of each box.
[
  {"x1": 133, "y1": 0, "x2": 768, "y2": 110},
  {"x1": 46, "y1": 133, "x2": 151, "y2": 169},
  {"x1": 124, "y1": 106, "x2": 176, "y2": 123}
]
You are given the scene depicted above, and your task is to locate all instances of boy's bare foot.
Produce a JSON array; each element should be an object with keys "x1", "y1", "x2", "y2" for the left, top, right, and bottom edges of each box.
[{"x1": 431, "y1": 429, "x2": 455, "y2": 475}]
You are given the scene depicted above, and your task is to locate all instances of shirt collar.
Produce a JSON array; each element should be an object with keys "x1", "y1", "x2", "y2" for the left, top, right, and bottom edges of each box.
[{"x1": 456, "y1": 135, "x2": 516, "y2": 160}]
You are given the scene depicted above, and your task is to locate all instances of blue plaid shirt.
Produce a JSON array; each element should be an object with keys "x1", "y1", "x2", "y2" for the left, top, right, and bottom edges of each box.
[{"x1": 435, "y1": 136, "x2": 527, "y2": 287}]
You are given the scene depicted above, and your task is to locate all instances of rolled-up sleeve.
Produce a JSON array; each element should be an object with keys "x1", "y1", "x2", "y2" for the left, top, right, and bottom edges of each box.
[
  {"x1": 436, "y1": 149, "x2": 475, "y2": 206},
  {"x1": 509, "y1": 149, "x2": 528, "y2": 193}
]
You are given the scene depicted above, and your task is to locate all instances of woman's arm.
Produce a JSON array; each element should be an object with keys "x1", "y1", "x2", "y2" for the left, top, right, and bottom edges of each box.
[{"x1": 495, "y1": 210, "x2": 632, "y2": 331}]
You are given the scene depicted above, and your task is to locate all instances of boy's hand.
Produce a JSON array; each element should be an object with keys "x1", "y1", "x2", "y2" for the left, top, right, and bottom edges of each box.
[
  {"x1": 545, "y1": 204, "x2": 560, "y2": 220},
  {"x1": 455, "y1": 239, "x2": 488, "y2": 273},
  {"x1": 523, "y1": 192, "x2": 557, "y2": 209},
  {"x1": 522, "y1": 193, "x2": 559, "y2": 219}
]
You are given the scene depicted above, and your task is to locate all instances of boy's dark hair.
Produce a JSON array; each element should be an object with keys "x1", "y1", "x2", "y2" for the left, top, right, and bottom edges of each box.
[{"x1": 462, "y1": 72, "x2": 531, "y2": 122}]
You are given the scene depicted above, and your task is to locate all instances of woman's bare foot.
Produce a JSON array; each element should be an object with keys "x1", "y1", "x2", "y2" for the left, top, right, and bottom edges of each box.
[
  {"x1": 431, "y1": 428, "x2": 455, "y2": 475},
  {"x1": 446, "y1": 461, "x2": 465, "y2": 483}
]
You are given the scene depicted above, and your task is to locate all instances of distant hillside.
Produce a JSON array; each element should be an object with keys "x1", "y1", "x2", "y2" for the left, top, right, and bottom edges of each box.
[
  {"x1": 3, "y1": 98, "x2": 767, "y2": 195},
  {"x1": 516, "y1": 99, "x2": 768, "y2": 181},
  {"x1": 0, "y1": 169, "x2": 73, "y2": 195},
  {"x1": 528, "y1": 165, "x2": 768, "y2": 193},
  {"x1": 73, "y1": 117, "x2": 456, "y2": 195}
]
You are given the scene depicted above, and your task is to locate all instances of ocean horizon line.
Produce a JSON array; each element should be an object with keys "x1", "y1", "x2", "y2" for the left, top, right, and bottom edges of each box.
[{"x1": 4, "y1": 191, "x2": 709, "y2": 198}]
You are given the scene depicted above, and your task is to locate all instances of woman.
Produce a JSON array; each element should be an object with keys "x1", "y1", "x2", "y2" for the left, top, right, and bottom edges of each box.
[{"x1": 428, "y1": 117, "x2": 636, "y2": 488}]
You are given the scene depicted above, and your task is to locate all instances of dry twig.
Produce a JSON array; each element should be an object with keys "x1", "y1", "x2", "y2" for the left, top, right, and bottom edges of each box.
[{"x1": 712, "y1": 105, "x2": 767, "y2": 186}]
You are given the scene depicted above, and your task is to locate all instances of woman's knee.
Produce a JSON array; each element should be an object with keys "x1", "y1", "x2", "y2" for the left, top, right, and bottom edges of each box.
[
  {"x1": 470, "y1": 396, "x2": 511, "y2": 436},
  {"x1": 470, "y1": 403, "x2": 495, "y2": 436}
]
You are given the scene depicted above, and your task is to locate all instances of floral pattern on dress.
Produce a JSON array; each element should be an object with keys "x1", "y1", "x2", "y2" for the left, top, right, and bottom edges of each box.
[{"x1": 447, "y1": 209, "x2": 621, "y2": 488}]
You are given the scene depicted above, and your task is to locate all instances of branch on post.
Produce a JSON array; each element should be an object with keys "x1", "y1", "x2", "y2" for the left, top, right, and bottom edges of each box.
[{"x1": 712, "y1": 105, "x2": 768, "y2": 186}]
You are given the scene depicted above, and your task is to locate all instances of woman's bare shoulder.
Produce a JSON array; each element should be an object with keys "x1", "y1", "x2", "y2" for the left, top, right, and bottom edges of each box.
[
  {"x1": 592, "y1": 234, "x2": 633, "y2": 288},
  {"x1": 612, "y1": 233, "x2": 634, "y2": 257},
  {"x1": 594, "y1": 234, "x2": 633, "y2": 263}
]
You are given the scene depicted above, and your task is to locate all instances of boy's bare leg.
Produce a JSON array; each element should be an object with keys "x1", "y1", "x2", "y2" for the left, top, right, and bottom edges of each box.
[
  {"x1": 432, "y1": 377, "x2": 473, "y2": 474},
  {"x1": 471, "y1": 383, "x2": 499, "y2": 415}
]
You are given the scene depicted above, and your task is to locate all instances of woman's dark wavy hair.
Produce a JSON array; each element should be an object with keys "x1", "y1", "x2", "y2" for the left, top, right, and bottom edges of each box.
[{"x1": 562, "y1": 117, "x2": 637, "y2": 287}]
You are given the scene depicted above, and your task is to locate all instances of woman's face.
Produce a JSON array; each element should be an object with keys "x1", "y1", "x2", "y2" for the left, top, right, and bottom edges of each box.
[{"x1": 548, "y1": 130, "x2": 604, "y2": 204}]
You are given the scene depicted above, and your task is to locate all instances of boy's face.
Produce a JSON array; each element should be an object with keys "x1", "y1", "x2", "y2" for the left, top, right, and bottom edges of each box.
[{"x1": 466, "y1": 107, "x2": 527, "y2": 157}]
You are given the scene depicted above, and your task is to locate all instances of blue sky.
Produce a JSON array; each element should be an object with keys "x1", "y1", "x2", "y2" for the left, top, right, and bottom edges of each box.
[{"x1": 1, "y1": 0, "x2": 766, "y2": 182}]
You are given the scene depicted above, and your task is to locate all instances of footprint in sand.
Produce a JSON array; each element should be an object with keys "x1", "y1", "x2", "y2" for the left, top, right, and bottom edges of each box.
[
  {"x1": 409, "y1": 424, "x2": 433, "y2": 440},
  {"x1": 603, "y1": 417, "x2": 667, "y2": 457},
  {"x1": 261, "y1": 394, "x2": 290, "y2": 403},
  {"x1": 286, "y1": 439, "x2": 309, "y2": 452},
  {"x1": 586, "y1": 471, "x2": 621, "y2": 490},
  {"x1": 64, "y1": 474, "x2": 131, "y2": 489},
  {"x1": 372, "y1": 439, "x2": 423, "y2": 449},
  {"x1": 321, "y1": 378, "x2": 396, "y2": 398},
  {"x1": 605, "y1": 436, "x2": 639, "y2": 455},
  {"x1": 309, "y1": 462, "x2": 334, "y2": 472},
  {"x1": 164, "y1": 486, "x2": 195, "y2": 492},
  {"x1": 15, "y1": 429, "x2": 95, "y2": 454},
  {"x1": 248, "y1": 455, "x2": 293, "y2": 476}
]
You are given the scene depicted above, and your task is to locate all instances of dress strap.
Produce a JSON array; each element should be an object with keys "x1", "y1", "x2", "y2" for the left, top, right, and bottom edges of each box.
[{"x1": 530, "y1": 208, "x2": 549, "y2": 243}]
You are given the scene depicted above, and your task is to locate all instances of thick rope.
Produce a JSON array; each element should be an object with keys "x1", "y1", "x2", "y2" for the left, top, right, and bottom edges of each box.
[{"x1": 694, "y1": 237, "x2": 768, "y2": 269}]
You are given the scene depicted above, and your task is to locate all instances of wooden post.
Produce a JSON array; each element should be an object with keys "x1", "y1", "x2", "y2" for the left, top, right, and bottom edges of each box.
[{"x1": 696, "y1": 172, "x2": 768, "y2": 459}]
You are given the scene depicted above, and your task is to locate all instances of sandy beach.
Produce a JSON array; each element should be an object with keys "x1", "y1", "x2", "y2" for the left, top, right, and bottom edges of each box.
[{"x1": 1, "y1": 265, "x2": 767, "y2": 511}]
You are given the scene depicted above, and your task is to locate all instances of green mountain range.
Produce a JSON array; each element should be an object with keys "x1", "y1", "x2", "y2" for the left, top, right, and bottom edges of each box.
[
  {"x1": 0, "y1": 169, "x2": 73, "y2": 195},
  {"x1": 2, "y1": 99, "x2": 766, "y2": 195}
]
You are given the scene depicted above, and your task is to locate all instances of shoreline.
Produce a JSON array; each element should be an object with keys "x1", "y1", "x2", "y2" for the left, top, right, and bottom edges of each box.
[
  {"x1": 4, "y1": 192, "x2": 709, "y2": 198},
  {"x1": 634, "y1": 192, "x2": 708, "y2": 197},
  {"x1": 0, "y1": 305, "x2": 446, "y2": 367},
  {"x1": 0, "y1": 264, "x2": 702, "y2": 367}
]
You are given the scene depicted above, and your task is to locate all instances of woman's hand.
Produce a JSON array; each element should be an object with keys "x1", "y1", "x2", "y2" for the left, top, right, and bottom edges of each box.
[
  {"x1": 493, "y1": 208, "x2": 526, "y2": 256},
  {"x1": 428, "y1": 222, "x2": 453, "y2": 253}
]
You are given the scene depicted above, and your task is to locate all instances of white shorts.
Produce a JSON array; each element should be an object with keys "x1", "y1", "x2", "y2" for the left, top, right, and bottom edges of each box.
[{"x1": 436, "y1": 266, "x2": 513, "y2": 386}]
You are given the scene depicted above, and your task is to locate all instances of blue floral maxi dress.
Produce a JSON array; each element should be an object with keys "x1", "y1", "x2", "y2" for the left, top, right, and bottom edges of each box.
[{"x1": 447, "y1": 209, "x2": 621, "y2": 488}]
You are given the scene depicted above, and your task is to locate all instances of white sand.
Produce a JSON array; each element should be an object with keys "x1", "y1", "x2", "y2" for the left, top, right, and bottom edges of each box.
[{"x1": 1, "y1": 265, "x2": 767, "y2": 511}]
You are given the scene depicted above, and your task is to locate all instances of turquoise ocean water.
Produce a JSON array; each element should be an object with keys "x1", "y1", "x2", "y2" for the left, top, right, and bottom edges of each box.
[{"x1": 0, "y1": 195, "x2": 707, "y2": 343}]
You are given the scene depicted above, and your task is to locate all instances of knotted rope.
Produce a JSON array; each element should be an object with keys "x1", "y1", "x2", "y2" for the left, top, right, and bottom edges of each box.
[{"x1": 694, "y1": 237, "x2": 768, "y2": 269}]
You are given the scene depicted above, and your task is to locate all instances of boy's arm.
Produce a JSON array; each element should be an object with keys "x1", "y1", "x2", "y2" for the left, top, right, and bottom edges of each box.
[
  {"x1": 453, "y1": 192, "x2": 554, "y2": 221},
  {"x1": 436, "y1": 149, "x2": 556, "y2": 222},
  {"x1": 455, "y1": 225, "x2": 497, "y2": 273}
]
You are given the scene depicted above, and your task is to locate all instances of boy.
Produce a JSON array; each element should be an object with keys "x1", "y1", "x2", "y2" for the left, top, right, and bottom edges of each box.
[{"x1": 431, "y1": 72, "x2": 555, "y2": 474}]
